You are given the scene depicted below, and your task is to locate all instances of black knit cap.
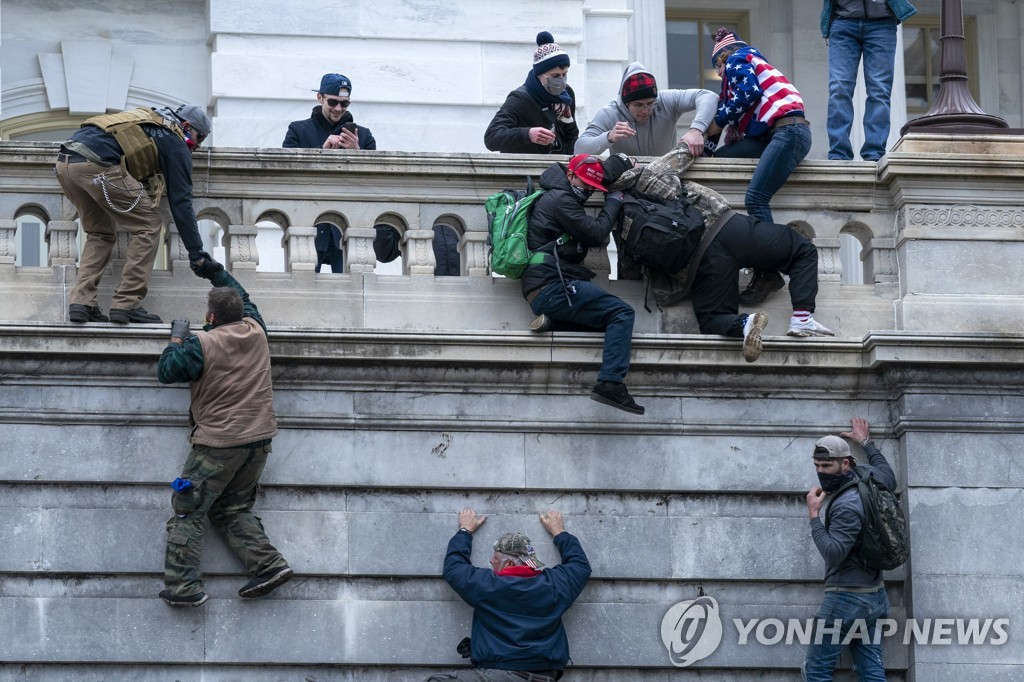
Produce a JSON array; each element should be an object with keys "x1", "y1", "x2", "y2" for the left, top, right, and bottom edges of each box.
[{"x1": 602, "y1": 153, "x2": 633, "y2": 185}]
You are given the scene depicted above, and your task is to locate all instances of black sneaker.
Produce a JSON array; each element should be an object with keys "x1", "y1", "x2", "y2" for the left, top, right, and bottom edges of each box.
[
  {"x1": 68, "y1": 304, "x2": 109, "y2": 323},
  {"x1": 739, "y1": 271, "x2": 785, "y2": 306},
  {"x1": 590, "y1": 381, "x2": 645, "y2": 415},
  {"x1": 530, "y1": 314, "x2": 553, "y2": 333},
  {"x1": 109, "y1": 307, "x2": 162, "y2": 324},
  {"x1": 238, "y1": 566, "x2": 293, "y2": 599},
  {"x1": 159, "y1": 589, "x2": 208, "y2": 607}
]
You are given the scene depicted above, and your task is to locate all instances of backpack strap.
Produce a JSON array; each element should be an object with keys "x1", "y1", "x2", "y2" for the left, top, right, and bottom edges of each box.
[{"x1": 823, "y1": 467, "x2": 873, "y2": 569}]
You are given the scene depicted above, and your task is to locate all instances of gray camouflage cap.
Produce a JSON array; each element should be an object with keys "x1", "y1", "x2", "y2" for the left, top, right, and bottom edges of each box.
[{"x1": 493, "y1": 532, "x2": 545, "y2": 569}]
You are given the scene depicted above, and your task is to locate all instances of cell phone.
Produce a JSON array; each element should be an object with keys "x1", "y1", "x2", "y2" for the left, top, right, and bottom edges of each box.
[{"x1": 341, "y1": 122, "x2": 358, "y2": 133}]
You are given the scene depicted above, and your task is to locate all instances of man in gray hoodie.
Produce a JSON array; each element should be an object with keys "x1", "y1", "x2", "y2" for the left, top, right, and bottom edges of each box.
[
  {"x1": 803, "y1": 417, "x2": 896, "y2": 681},
  {"x1": 575, "y1": 63, "x2": 717, "y2": 158}
]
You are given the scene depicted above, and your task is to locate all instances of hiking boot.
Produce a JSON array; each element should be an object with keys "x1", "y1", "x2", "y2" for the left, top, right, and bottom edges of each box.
[
  {"x1": 590, "y1": 381, "x2": 645, "y2": 415},
  {"x1": 238, "y1": 566, "x2": 293, "y2": 599},
  {"x1": 739, "y1": 271, "x2": 785, "y2": 306},
  {"x1": 109, "y1": 307, "x2": 162, "y2": 324},
  {"x1": 159, "y1": 589, "x2": 208, "y2": 607},
  {"x1": 787, "y1": 316, "x2": 835, "y2": 338},
  {"x1": 742, "y1": 312, "x2": 768, "y2": 363},
  {"x1": 68, "y1": 304, "x2": 109, "y2": 323},
  {"x1": 530, "y1": 314, "x2": 553, "y2": 333}
]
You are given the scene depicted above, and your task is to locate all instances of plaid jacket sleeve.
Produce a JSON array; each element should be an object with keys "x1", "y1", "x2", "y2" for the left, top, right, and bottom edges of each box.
[{"x1": 157, "y1": 336, "x2": 205, "y2": 384}]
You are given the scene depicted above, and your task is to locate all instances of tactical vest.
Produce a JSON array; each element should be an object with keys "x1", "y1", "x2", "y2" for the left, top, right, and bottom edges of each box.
[{"x1": 82, "y1": 108, "x2": 185, "y2": 181}]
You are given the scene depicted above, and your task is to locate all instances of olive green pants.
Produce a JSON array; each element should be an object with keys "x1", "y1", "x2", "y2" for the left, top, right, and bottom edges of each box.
[{"x1": 164, "y1": 440, "x2": 287, "y2": 597}]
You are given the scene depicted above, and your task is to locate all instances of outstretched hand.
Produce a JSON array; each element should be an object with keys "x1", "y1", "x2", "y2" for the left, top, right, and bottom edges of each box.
[
  {"x1": 458, "y1": 508, "x2": 486, "y2": 533},
  {"x1": 841, "y1": 417, "x2": 871, "y2": 445},
  {"x1": 539, "y1": 510, "x2": 565, "y2": 537},
  {"x1": 170, "y1": 319, "x2": 192, "y2": 341},
  {"x1": 190, "y1": 252, "x2": 224, "y2": 280}
]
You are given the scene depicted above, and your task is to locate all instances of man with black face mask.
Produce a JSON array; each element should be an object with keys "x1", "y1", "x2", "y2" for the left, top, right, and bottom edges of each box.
[{"x1": 803, "y1": 417, "x2": 897, "y2": 681}]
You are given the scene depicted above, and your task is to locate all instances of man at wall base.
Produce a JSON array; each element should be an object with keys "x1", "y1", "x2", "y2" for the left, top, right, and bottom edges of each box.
[{"x1": 425, "y1": 508, "x2": 591, "y2": 681}]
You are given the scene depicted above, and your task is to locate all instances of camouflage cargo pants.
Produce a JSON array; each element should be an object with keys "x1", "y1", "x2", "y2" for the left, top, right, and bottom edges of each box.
[{"x1": 164, "y1": 439, "x2": 288, "y2": 597}]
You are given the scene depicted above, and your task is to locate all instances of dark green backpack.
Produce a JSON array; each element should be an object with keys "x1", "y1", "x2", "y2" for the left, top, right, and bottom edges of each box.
[{"x1": 826, "y1": 465, "x2": 909, "y2": 571}]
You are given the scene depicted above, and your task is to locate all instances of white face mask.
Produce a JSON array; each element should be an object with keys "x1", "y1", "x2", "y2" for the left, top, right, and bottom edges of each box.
[{"x1": 543, "y1": 75, "x2": 567, "y2": 96}]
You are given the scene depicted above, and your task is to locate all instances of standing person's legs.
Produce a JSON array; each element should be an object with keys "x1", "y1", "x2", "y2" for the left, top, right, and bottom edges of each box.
[
  {"x1": 859, "y1": 18, "x2": 899, "y2": 161},
  {"x1": 744, "y1": 123, "x2": 812, "y2": 224},
  {"x1": 207, "y1": 440, "x2": 289, "y2": 582},
  {"x1": 72, "y1": 163, "x2": 163, "y2": 311},
  {"x1": 58, "y1": 161, "x2": 118, "y2": 308},
  {"x1": 826, "y1": 17, "x2": 865, "y2": 161},
  {"x1": 847, "y1": 590, "x2": 890, "y2": 682}
]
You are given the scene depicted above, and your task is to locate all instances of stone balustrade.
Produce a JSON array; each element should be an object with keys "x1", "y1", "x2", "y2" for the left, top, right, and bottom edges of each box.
[{"x1": 0, "y1": 140, "x2": 905, "y2": 332}]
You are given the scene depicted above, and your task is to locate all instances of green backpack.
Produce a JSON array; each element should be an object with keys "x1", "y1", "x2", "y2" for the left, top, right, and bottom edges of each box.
[
  {"x1": 484, "y1": 182, "x2": 547, "y2": 279},
  {"x1": 826, "y1": 465, "x2": 910, "y2": 571}
]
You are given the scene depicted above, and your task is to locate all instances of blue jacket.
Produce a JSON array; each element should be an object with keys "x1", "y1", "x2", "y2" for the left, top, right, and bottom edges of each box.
[
  {"x1": 821, "y1": 0, "x2": 918, "y2": 39},
  {"x1": 442, "y1": 528, "x2": 592, "y2": 671},
  {"x1": 282, "y1": 106, "x2": 377, "y2": 150}
]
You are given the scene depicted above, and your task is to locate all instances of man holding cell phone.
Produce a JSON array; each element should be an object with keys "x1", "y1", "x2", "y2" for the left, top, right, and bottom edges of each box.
[
  {"x1": 282, "y1": 73, "x2": 377, "y2": 150},
  {"x1": 282, "y1": 73, "x2": 378, "y2": 273}
]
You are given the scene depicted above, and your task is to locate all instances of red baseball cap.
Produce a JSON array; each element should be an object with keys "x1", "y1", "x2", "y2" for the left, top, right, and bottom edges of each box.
[{"x1": 567, "y1": 154, "x2": 607, "y2": 192}]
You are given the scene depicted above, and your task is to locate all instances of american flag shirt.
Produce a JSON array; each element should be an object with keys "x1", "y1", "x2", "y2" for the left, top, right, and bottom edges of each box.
[{"x1": 714, "y1": 46, "x2": 804, "y2": 141}]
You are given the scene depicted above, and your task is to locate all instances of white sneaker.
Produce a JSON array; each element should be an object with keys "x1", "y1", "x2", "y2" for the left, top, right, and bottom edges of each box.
[
  {"x1": 742, "y1": 312, "x2": 768, "y2": 363},
  {"x1": 787, "y1": 316, "x2": 835, "y2": 337}
]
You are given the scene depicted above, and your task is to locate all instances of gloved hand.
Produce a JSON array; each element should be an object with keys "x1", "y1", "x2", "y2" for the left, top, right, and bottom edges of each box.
[
  {"x1": 605, "y1": 191, "x2": 625, "y2": 203},
  {"x1": 190, "y1": 251, "x2": 224, "y2": 280},
  {"x1": 170, "y1": 319, "x2": 192, "y2": 340}
]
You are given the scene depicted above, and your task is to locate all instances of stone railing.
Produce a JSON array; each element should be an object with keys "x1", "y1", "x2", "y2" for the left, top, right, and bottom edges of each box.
[{"x1": 1, "y1": 136, "x2": 1023, "y2": 335}]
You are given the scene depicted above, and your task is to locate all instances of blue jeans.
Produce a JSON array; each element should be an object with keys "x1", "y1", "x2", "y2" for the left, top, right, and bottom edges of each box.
[
  {"x1": 827, "y1": 17, "x2": 899, "y2": 161},
  {"x1": 802, "y1": 589, "x2": 890, "y2": 681},
  {"x1": 530, "y1": 280, "x2": 634, "y2": 384},
  {"x1": 714, "y1": 123, "x2": 811, "y2": 224}
]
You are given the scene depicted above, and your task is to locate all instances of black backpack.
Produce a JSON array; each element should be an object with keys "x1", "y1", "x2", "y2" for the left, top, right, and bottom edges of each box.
[
  {"x1": 825, "y1": 465, "x2": 910, "y2": 571},
  {"x1": 619, "y1": 194, "x2": 706, "y2": 275}
]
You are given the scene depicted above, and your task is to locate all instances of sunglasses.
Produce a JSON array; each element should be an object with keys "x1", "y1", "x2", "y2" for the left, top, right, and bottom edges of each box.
[{"x1": 324, "y1": 97, "x2": 351, "y2": 109}]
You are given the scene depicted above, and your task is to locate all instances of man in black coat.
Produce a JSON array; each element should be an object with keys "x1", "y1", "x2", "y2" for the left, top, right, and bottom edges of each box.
[
  {"x1": 522, "y1": 154, "x2": 643, "y2": 415},
  {"x1": 282, "y1": 73, "x2": 377, "y2": 151},
  {"x1": 282, "y1": 73, "x2": 377, "y2": 273},
  {"x1": 484, "y1": 32, "x2": 579, "y2": 155}
]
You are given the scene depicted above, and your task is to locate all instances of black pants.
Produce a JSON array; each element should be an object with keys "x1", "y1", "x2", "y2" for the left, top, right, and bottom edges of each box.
[{"x1": 691, "y1": 214, "x2": 818, "y2": 337}]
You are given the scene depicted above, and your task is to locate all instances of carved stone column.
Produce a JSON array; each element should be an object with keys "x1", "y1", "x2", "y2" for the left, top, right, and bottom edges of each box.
[
  {"x1": 0, "y1": 220, "x2": 17, "y2": 266},
  {"x1": 345, "y1": 227, "x2": 377, "y2": 273},
  {"x1": 461, "y1": 231, "x2": 488, "y2": 277},
  {"x1": 225, "y1": 224, "x2": 259, "y2": 271},
  {"x1": 403, "y1": 229, "x2": 436, "y2": 275},
  {"x1": 45, "y1": 220, "x2": 79, "y2": 266},
  {"x1": 284, "y1": 226, "x2": 317, "y2": 272},
  {"x1": 814, "y1": 238, "x2": 843, "y2": 282}
]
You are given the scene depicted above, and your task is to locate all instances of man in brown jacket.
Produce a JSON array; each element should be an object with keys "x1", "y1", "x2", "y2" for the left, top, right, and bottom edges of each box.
[{"x1": 156, "y1": 255, "x2": 291, "y2": 606}]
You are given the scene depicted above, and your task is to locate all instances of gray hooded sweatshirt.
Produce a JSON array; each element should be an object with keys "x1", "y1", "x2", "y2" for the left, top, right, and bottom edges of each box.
[{"x1": 574, "y1": 62, "x2": 718, "y2": 157}]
